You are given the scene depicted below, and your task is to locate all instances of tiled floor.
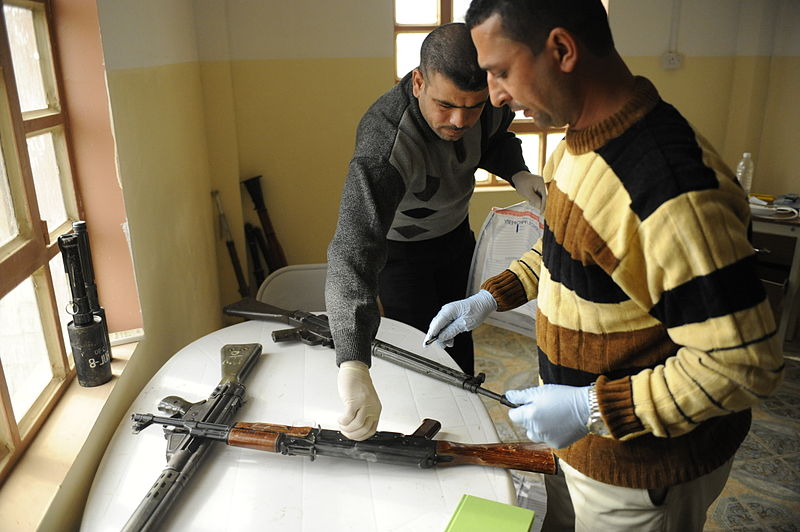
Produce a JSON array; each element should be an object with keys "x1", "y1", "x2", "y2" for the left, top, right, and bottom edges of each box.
[{"x1": 472, "y1": 324, "x2": 800, "y2": 531}]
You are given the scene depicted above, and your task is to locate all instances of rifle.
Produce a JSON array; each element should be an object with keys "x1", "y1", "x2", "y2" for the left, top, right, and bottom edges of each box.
[
  {"x1": 57, "y1": 221, "x2": 112, "y2": 387},
  {"x1": 212, "y1": 190, "x2": 250, "y2": 298},
  {"x1": 131, "y1": 415, "x2": 557, "y2": 475},
  {"x1": 223, "y1": 298, "x2": 518, "y2": 408},
  {"x1": 244, "y1": 223, "x2": 266, "y2": 286},
  {"x1": 242, "y1": 175, "x2": 287, "y2": 273},
  {"x1": 122, "y1": 343, "x2": 262, "y2": 532}
]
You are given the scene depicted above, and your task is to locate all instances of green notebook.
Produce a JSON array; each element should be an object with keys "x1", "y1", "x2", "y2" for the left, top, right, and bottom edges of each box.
[{"x1": 444, "y1": 494, "x2": 535, "y2": 532}]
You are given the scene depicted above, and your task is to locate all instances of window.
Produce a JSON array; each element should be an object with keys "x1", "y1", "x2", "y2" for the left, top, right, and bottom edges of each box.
[
  {"x1": 0, "y1": 0, "x2": 80, "y2": 483},
  {"x1": 393, "y1": 1, "x2": 609, "y2": 185}
]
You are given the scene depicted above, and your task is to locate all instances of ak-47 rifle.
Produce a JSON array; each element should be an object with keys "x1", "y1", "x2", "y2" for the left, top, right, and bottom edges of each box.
[
  {"x1": 223, "y1": 298, "x2": 517, "y2": 408},
  {"x1": 131, "y1": 415, "x2": 557, "y2": 475},
  {"x1": 122, "y1": 343, "x2": 262, "y2": 532}
]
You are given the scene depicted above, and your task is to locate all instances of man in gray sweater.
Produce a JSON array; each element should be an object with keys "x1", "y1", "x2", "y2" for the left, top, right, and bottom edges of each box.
[{"x1": 326, "y1": 22, "x2": 544, "y2": 440}]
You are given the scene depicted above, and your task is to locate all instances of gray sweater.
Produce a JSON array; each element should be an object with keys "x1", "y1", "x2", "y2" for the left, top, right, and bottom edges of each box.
[{"x1": 325, "y1": 72, "x2": 527, "y2": 366}]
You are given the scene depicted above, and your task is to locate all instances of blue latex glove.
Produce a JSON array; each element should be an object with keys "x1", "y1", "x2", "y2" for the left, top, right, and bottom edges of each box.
[
  {"x1": 506, "y1": 384, "x2": 591, "y2": 449},
  {"x1": 423, "y1": 289, "x2": 497, "y2": 349}
]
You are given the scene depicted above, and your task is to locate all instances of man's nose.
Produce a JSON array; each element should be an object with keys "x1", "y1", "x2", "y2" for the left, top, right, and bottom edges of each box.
[
  {"x1": 488, "y1": 73, "x2": 510, "y2": 107},
  {"x1": 450, "y1": 108, "x2": 469, "y2": 129}
]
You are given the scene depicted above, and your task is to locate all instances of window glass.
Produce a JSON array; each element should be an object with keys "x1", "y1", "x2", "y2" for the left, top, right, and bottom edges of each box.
[
  {"x1": 395, "y1": 0, "x2": 438, "y2": 25},
  {"x1": 0, "y1": 140, "x2": 18, "y2": 246},
  {"x1": 518, "y1": 134, "x2": 541, "y2": 173},
  {"x1": 395, "y1": 32, "x2": 429, "y2": 78},
  {"x1": 27, "y1": 131, "x2": 68, "y2": 234},
  {"x1": 0, "y1": 276, "x2": 53, "y2": 422},
  {"x1": 474, "y1": 168, "x2": 491, "y2": 184},
  {"x1": 452, "y1": 0, "x2": 470, "y2": 22},
  {"x1": 3, "y1": 4, "x2": 50, "y2": 113},
  {"x1": 546, "y1": 132, "x2": 565, "y2": 161}
]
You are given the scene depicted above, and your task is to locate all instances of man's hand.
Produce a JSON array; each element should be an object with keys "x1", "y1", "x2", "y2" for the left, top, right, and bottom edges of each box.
[
  {"x1": 337, "y1": 360, "x2": 382, "y2": 440},
  {"x1": 506, "y1": 384, "x2": 590, "y2": 449},
  {"x1": 424, "y1": 289, "x2": 497, "y2": 349},
  {"x1": 511, "y1": 171, "x2": 546, "y2": 210}
]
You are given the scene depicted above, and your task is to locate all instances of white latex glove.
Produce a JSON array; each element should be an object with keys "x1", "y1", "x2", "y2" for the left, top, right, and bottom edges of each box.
[
  {"x1": 337, "y1": 360, "x2": 382, "y2": 440},
  {"x1": 506, "y1": 384, "x2": 590, "y2": 449},
  {"x1": 511, "y1": 171, "x2": 546, "y2": 211},
  {"x1": 423, "y1": 289, "x2": 497, "y2": 349}
]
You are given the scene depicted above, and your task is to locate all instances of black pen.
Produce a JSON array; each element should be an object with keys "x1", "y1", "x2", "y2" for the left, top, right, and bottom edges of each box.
[{"x1": 424, "y1": 335, "x2": 438, "y2": 346}]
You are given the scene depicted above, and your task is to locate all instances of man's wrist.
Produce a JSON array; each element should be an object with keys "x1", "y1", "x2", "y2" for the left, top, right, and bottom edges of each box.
[{"x1": 586, "y1": 382, "x2": 610, "y2": 436}]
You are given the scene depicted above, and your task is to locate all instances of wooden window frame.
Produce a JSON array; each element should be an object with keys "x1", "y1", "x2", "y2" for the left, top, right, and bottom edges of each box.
[{"x1": 0, "y1": 0, "x2": 80, "y2": 484}]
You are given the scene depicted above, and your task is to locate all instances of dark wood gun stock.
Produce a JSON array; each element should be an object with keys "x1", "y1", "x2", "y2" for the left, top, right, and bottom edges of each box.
[
  {"x1": 227, "y1": 422, "x2": 315, "y2": 452},
  {"x1": 435, "y1": 441, "x2": 557, "y2": 475}
]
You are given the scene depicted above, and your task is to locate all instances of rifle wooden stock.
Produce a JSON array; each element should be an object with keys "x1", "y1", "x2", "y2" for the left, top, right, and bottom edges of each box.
[{"x1": 435, "y1": 441, "x2": 556, "y2": 474}]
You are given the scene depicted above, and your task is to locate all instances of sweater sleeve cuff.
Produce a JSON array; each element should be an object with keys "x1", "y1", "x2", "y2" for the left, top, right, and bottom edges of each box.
[
  {"x1": 596, "y1": 375, "x2": 644, "y2": 438},
  {"x1": 480, "y1": 270, "x2": 527, "y2": 312},
  {"x1": 333, "y1": 329, "x2": 372, "y2": 368}
]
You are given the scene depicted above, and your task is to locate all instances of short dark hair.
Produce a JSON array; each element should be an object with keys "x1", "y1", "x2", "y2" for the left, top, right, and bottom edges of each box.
[
  {"x1": 419, "y1": 22, "x2": 487, "y2": 91},
  {"x1": 465, "y1": 0, "x2": 614, "y2": 57}
]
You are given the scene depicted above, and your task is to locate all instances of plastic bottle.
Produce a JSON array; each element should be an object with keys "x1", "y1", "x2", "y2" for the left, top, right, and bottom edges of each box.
[{"x1": 735, "y1": 152, "x2": 754, "y2": 195}]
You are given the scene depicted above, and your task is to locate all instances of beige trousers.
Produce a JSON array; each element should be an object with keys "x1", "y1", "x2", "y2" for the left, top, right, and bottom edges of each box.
[{"x1": 541, "y1": 458, "x2": 733, "y2": 532}]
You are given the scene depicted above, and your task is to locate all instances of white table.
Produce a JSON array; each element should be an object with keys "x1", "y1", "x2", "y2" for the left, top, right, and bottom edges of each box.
[{"x1": 81, "y1": 318, "x2": 515, "y2": 531}]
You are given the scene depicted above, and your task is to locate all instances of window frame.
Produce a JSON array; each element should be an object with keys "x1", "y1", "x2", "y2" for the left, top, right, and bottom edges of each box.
[{"x1": 0, "y1": 0, "x2": 80, "y2": 484}]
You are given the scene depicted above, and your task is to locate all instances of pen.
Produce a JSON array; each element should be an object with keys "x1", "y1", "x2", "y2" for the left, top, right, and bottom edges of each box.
[{"x1": 424, "y1": 335, "x2": 438, "y2": 346}]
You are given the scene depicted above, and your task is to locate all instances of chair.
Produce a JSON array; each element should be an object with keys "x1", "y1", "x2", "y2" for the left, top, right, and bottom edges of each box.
[{"x1": 256, "y1": 263, "x2": 328, "y2": 311}]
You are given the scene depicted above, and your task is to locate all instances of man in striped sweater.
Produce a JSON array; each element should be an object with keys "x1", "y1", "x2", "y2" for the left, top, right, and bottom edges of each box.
[{"x1": 425, "y1": 1, "x2": 784, "y2": 529}]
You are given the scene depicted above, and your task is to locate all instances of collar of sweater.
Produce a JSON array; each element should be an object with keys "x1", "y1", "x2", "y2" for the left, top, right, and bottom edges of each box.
[{"x1": 565, "y1": 76, "x2": 661, "y2": 155}]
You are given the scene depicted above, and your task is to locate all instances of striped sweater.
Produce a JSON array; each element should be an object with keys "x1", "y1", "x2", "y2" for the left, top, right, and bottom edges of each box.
[{"x1": 482, "y1": 77, "x2": 784, "y2": 488}]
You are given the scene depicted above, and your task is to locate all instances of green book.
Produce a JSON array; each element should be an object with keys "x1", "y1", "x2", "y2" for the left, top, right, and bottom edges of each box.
[{"x1": 444, "y1": 494, "x2": 535, "y2": 532}]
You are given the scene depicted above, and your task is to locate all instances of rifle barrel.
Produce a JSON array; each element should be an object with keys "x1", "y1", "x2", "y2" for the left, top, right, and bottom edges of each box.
[{"x1": 372, "y1": 340, "x2": 518, "y2": 408}]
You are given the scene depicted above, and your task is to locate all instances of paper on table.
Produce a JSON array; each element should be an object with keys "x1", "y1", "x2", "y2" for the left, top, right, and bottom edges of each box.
[{"x1": 468, "y1": 201, "x2": 544, "y2": 338}]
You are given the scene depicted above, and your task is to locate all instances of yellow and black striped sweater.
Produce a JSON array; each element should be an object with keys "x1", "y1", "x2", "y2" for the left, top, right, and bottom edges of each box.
[{"x1": 482, "y1": 77, "x2": 783, "y2": 489}]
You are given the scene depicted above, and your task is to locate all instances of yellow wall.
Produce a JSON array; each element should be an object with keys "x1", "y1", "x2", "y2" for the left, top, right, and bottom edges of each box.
[
  {"x1": 759, "y1": 56, "x2": 800, "y2": 194},
  {"x1": 108, "y1": 62, "x2": 223, "y2": 373},
  {"x1": 230, "y1": 58, "x2": 393, "y2": 265},
  {"x1": 624, "y1": 55, "x2": 800, "y2": 196}
]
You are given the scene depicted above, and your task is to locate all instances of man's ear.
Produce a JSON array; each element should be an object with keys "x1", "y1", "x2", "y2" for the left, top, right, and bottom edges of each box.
[
  {"x1": 547, "y1": 28, "x2": 578, "y2": 73},
  {"x1": 412, "y1": 68, "x2": 424, "y2": 98}
]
